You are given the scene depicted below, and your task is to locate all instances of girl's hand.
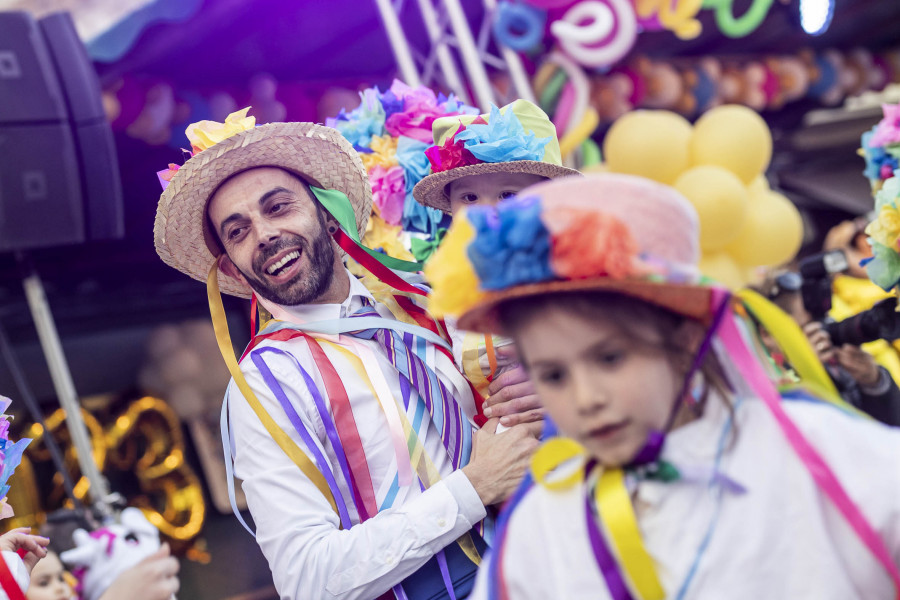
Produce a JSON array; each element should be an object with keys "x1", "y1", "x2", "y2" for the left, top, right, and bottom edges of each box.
[{"x1": 0, "y1": 528, "x2": 49, "y2": 573}]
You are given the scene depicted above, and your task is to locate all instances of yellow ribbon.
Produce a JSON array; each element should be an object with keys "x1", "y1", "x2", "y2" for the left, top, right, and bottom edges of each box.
[
  {"x1": 207, "y1": 264, "x2": 339, "y2": 516},
  {"x1": 531, "y1": 438, "x2": 664, "y2": 599},
  {"x1": 596, "y1": 469, "x2": 665, "y2": 600}
]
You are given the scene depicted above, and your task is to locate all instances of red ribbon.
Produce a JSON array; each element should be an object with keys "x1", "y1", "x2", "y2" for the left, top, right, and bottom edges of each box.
[{"x1": 0, "y1": 553, "x2": 26, "y2": 600}]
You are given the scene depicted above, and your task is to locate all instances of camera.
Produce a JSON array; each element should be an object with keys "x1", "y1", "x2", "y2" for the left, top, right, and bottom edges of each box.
[{"x1": 797, "y1": 249, "x2": 900, "y2": 346}]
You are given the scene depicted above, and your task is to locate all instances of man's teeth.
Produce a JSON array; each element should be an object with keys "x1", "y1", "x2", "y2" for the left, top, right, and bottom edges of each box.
[{"x1": 267, "y1": 251, "x2": 300, "y2": 275}]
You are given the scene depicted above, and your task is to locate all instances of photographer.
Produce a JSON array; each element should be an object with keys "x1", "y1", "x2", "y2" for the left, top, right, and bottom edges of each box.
[{"x1": 765, "y1": 270, "x2": 900, "y2": 426}]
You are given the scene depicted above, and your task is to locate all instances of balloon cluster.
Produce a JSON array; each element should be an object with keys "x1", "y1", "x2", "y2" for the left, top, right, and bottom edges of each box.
[
  {"x1": 493, "y1": 0, "x2": 782, "y2": 71},
  {"x1": 534, "y1": 46, "x2": 899, "y2": 129},
  {"x1": 600, "y1": 105, "x2": 804, "y2": 289}
]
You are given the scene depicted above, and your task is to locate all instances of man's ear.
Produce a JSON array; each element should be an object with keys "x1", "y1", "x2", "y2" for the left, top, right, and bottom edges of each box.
[{"x1": 217, "y1": 254, "x2": 245, "y2": 284}]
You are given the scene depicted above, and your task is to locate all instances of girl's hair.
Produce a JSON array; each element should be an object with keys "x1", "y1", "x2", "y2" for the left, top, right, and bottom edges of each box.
[{"x1": 496, "y1": 290, "x2": 733, "y2": 421}]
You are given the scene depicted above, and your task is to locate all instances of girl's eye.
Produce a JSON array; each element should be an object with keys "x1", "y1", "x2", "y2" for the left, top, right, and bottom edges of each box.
[
  {"x1": 499, "y1": 190, "x2": 517, "y2": 200},
  {"x1": 536, "y1": 368, "x2": 566, "y2": 386},
  {"x1": 461, "y1": 193, "x2": 478, "y2": 204},
  {"x1": 595, "y1": 351, "x2": 624, "y2": 367}
]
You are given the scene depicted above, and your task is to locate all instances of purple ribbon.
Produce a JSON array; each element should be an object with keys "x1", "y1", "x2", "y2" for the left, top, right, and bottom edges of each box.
[{"x1": 584, "y1": 494, "x2": 634, "y2": 600}]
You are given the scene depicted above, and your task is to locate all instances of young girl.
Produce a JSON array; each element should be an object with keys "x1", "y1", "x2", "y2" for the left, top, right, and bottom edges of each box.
[
  {"x1": 415, "y1": 99, "x2": 581, "y2": 416},
  {"x1": 26, "y1": 552, "x2": 73, "y2": 600},
  {"x1": 425, "y1": 173, "x2": 900, "y2": 598}
]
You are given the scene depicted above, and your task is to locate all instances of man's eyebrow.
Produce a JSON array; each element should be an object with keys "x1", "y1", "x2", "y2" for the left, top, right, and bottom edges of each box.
[{"x1": 218, "y1": 186, "x2": 294, "y2": 237}]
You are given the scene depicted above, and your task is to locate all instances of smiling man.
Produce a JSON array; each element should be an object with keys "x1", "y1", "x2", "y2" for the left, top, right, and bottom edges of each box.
[{"x1": 154, "y1": 116, "x2": 541, "y2": 600}]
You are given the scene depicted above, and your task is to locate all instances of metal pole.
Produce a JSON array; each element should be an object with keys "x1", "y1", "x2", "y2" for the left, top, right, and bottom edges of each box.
[
  {"x1": 374, "y1": 0, "x2": 423, "y2": 86},
  {"x1": 19, "y1": 259, "x2": 111, "y2": 516},
  {"x1": 441, "y1": 0, "x2": 496, "y2": 110},
  {"x1": 415, "y1": 0, "x2": 472, "y2": 104},
  {"x1": 480, "y1": 0, "x2": 536, "y2": 103}
]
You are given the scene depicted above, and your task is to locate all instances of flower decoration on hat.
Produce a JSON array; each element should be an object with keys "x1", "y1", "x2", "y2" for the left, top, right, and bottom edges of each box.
[
  {"x1": 0, "y1": 396, "x2": 31, "y2": 519},
  {"x1": 864, "y1": 173, "x2": 900, "y2": 291},
  {"x1": 861, "y1": 103, "x2": 900, "y2": 193},
  {"x1": 326, "y1": 80, "x2": 479, "y2": 262},
  {"x1": 454, "y1": 104, "x2": 551, "y2": 164}
]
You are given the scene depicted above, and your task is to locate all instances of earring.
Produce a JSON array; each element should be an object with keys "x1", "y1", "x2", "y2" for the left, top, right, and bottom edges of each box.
[{"x1": 327, "y1": 224, "x2": 338, "y2": 235}]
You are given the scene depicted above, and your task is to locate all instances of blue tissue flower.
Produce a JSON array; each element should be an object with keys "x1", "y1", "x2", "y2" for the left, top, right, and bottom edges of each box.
[
  {"x1": 381, "y1": 89, "x2": 405, "y2": 120},
  {"x1": 396, "y1": 135, "x2": 445, "y2": 235},
  {"x1": 467, "y1": 196, "x2": 554, "y2": 290},
  {"x1": 454, "y1": 104, "x2": 550, "y2": 164},
  {"x1": 862, "y1": 127, "x2": 899, "y2": 182},
  {"x1": 326, "y1": 88, "x2": 386, "y2": 148}
]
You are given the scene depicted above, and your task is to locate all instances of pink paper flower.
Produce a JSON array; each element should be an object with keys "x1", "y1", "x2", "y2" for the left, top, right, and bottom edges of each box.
[
  {"x1": 870, "y1": 104, "x2": 900, "y2": 148},
  {"x1": 385, "y1": 80, "x2": 462, "y2": 143},
  {"x1": 369, "y1": 165, "x2": 406, "y2": 226},
  {"x1": 423, "y1": 118, "x2": 487, "y2": 173}
]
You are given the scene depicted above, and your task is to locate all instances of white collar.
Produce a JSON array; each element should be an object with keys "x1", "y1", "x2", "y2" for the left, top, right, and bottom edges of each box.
[{"x1": 256, "y1": 268, "x2": 375, "y2": 326}]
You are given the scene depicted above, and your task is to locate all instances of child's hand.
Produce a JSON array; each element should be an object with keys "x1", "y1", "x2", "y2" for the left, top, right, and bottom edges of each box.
[
  {"x1": 0, "y1": 527, "x2": 49, "y2": 573},
  {"x1": 99, "y1": 543, "x2": 180, "y2": 600},
  {"x1": 484, "y1": 361, "x2": 544, "y2": 428}
]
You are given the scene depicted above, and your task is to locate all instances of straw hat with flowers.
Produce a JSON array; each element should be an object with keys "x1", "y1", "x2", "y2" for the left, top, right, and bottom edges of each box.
[
  {"x1": 154, "y1": 108, "x2": 372, "y2": 298},
  {"x1": 413, "y1": 99, "x2": 580, "y2": 213}
]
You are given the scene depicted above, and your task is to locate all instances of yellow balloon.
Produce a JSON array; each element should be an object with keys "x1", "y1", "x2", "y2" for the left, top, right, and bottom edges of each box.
[
  {"x1": 727, "y1": 191, "x2": 804, "y2": 267},
  {"x1": 689, "y1": 105, "x2": 773, "y2": 184},
  {"x1": 699, "y1": 252, "x2": 745, "y2": 290},
  {"x1": 748, "y1": 174, "x2": 770, "y2": 196},
  {"x1": 674, "y1": 165, "x2": 749, "y2": 251},
  {"x1": 603, "y1": 110, "x2": 693, "y2": 185}
]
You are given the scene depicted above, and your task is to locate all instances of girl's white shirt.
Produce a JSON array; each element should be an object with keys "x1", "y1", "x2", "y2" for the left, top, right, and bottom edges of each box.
[{"x1": 472, "y1": 393, "x2": 900, "y2": 599}]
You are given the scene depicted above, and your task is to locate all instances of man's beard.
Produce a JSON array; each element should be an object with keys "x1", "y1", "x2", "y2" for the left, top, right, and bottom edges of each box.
[{"x1": 237, "y1": 220, "x2": 336, "y2": 306}]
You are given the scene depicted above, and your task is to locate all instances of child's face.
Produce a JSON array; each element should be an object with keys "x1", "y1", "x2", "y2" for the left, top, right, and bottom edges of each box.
[
  {"x1": 515, "y1": 304, "x2": 684, "y2": 467},
  {"x1": 27, "y1": 552, "x2": 73, "y2": 600},
  {"x1": 447, "y1": 172, "x2": 546, "y2": 216}
]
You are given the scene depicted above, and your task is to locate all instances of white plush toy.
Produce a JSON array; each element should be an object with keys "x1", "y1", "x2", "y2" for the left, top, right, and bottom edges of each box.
[{"x1": 60, "y1": 507, "x2": 161, "y2": 600}]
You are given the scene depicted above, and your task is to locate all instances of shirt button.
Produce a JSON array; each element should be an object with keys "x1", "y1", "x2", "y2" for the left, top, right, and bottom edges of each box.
[
  {"x1": 436, "y1": 517, "x2": 447, "y2": 528},
  {"x1": 385, "y1": 554, "x2": 395, "y2": 565}
]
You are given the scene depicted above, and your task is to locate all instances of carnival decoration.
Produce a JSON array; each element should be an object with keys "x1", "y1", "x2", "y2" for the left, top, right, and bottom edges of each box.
[
  {"x1": 864, "y1": 173, "x2": 900, "y2": 292},
  {"x1": 7, "y1": 398, "x2": 205, "y2": 546},
  {"x1": 324, "y1": 80, "x2": 480, "y2": 262},
  {"x1": 600, "y1": 104, "x2": 803, "y2": 289},
  {"x1": 0, "y1": 397, "x2": 30, "y2": 521},
  {"x1": 860, "y1": 103, "x2": 900, "y2": 194},
  {"x1": 61, "y1": 507, "x2": 161, "y2": 600}
]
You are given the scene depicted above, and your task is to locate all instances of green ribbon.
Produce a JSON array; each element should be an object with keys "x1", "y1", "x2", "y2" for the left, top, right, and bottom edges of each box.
[
  {"x1": 629, "y1": 460, "x2": 681, "y2": 483},
  {"x1": 309, "y1": 186, "x2": 423, "y2": 273},
  {"x1": 410, "y1": 228, "x2": 448, "y2": 262}
]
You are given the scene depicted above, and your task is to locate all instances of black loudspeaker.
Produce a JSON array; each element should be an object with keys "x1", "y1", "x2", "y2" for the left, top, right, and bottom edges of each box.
[{"x1": 0, "y1": 11, "x2": 123, "y2": 252}]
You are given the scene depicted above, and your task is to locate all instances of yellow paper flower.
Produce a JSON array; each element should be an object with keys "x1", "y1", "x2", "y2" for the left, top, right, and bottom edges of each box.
[
  {"x1": 362, "y1": 215, "x2": 415, "y2": 262},
  {"x1": 424, "y1": 211, "x2": 485, "y2": 318},
  {"x1": 186, "y1": 107, "x2": 256, "y2": 154},
  {"x1": 866, "y1": 204, "x2": 900, "y2": 249},
  {"x1": 360, "y1": 134, "x2": 399, "y2": 171}
]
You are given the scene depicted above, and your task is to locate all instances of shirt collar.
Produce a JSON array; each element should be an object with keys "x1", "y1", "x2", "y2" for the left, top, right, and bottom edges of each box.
[{"x1": 256, "y1": 268, "x2": 375, "y2": 326}]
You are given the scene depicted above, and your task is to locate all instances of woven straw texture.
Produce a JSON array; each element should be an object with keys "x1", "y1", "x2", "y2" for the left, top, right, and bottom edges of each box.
[
  {"x1": 154, "y1": 122, "x2": 372, "y2": 298},
  {"x1": 412, "y1": 160, "x2": 580, "y2": 213}
]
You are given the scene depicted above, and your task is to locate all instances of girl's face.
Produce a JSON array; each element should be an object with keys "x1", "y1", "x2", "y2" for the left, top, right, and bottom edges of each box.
[
  {"x1": 447, "y1": 172, "x2": 546, "y2": 216},
  {"x1": 27, "y1": 553, "x2": 73, "y2": 600},
  {"x1": 515, "y1": 304, "x2": 685, "y2": 467}
]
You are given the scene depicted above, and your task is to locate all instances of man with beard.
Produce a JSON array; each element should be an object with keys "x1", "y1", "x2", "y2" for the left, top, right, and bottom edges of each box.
[{"x1": 154, "y1": 114, "x2": 542, "y2": 600}]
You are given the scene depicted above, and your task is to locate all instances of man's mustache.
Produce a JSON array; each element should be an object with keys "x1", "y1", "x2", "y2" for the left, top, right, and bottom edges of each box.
[{"x1": 252, "y1": 235, "x2": 309, "y2": 273}]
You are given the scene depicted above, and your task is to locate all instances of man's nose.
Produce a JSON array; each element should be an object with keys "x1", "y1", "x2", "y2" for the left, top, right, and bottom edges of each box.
[{"x1": 254, "y1": 219, "x2": 280, "y2": 247}]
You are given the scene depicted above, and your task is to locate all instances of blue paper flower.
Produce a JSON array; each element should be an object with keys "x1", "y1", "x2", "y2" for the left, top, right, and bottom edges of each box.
[
  {"x1": 325, "y1": 88, "x2": 386, "y2": 148},
  {"x1": 439, "y1": 93, "x2": 480, "y2": 116},
  {"x1": 862, "y1": 127, "x2": 899, "y2": 182},
  {"x1": 381, "y1": 89, "x2": 405, "y2": 120},
  {"x1": 396, "y1": 135, "x2": 445, "y2": 235},
  {"x1": 454, "y1": 104, "x2": 550, "y2": 164},
  {"x1": 467, "y1": 196, "x2": 554, "y2": 290}
]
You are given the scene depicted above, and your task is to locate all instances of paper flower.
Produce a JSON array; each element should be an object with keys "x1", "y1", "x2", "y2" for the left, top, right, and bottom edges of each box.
[
  {"x1": 870, "y1": 104, "x2": 900, "y2": 149},
  {"x1": 543, "y1": 208, "x2": 640, "y2": 280},
  {"x1": 326, "y1": 88, "x2": 386, "y2": 148},
  {"x1": 385, "y1": 81, "x2": 457, "y2": 144},
  {"x1": 369, "y1": 165, "x2": 407, "y2": 226},
  {"x1": 439, "y1": 93, "x2": 479, "y2": 116},
  {"x1": 424, "y1": 213, "x2": 486, "y2": 318},
  {"x1": 396, "y1": 136, "x2": 446, "y2": 235},
  {"x1": 454, "y1": 104, "x2": 551, "y2": 164},
  {"x1": 186, "y1": 107, "x2": 255, "y2": 154},
  {"x1": 0, "y1": 396, "x2": 30, "y2": 519},
  {"x1": 361, "y1": 215, "x2": 416, "y2": 262},
  {"x1": 424, "y1": 123, "x2": 483, "y2": 173},
  {"x1": 867, "y1": 204, "x2": 900, "y2": 250},
  {"x1": 360, "y1": 134, "x2": 399, "y2": 171},
  {"x1": 865, "y1": 240, "x2": 900, "y2": 291},
  {"x1": 466, "y1": 196, "x2": 554, "y2": 290},
  {"x1": 861, "y1": 127, "x2": 900, "y2": 185}
]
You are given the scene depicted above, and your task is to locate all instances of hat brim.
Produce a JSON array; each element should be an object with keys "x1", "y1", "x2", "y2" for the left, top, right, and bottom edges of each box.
[
  {"x1": 457, "y1": 278, "x2": 715, "y2": 336},
  {"x1": 412, "y1": 160, "x2": 581, "y2": 213},
  {"x1": 154, "y1": 122, "x2": 372, "y2": 298}
]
